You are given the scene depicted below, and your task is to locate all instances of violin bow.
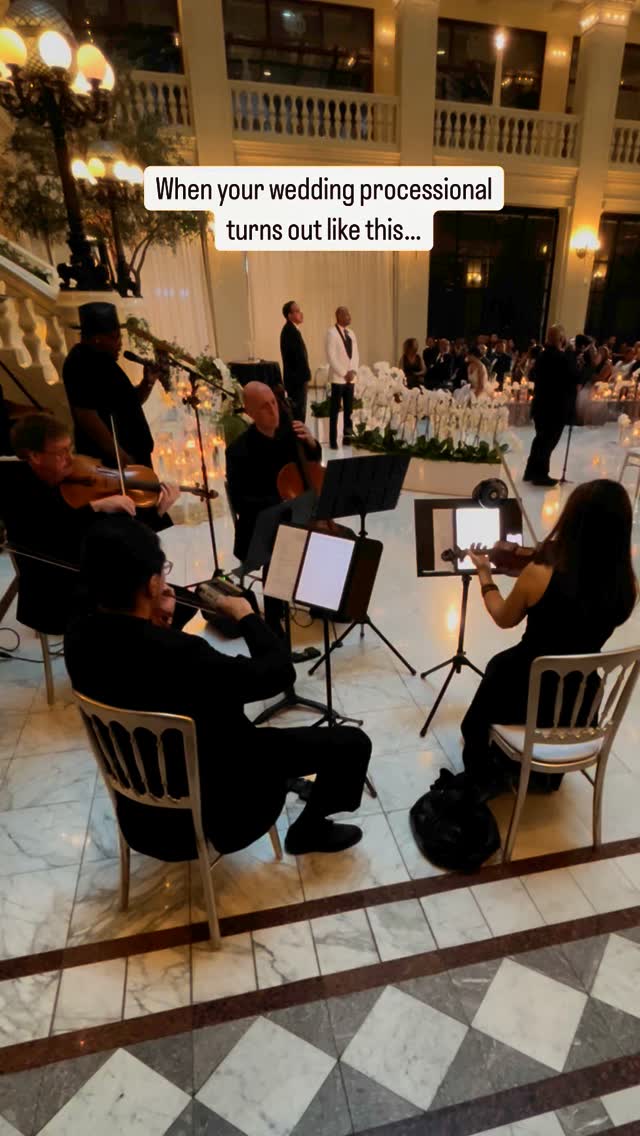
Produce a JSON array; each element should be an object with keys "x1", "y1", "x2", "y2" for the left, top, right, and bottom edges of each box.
[{"x1": 110, "y1": 415, "x2": 127, "y2": 497}]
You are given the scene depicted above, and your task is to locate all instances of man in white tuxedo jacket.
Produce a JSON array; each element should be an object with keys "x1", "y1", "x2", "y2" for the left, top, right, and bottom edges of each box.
[{"x1": 325, "y1": 306, "x2": 359, "y2": 449}]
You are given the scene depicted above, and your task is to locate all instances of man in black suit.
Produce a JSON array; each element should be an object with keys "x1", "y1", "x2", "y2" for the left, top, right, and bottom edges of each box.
[
  {"x1": 426, "y1": 339, "x2": 456, "y2": 390},
  {"x1": 65, "y1": 517, "x2": 371, "y2": 856},
  {"x1": 280, "y1": 300, "x2": 311, "y2": 422},
  {"x1": 523, "y1": 325, "x2": 578, "y2": 487},
  {"x1": 225, "y1": 381, "x2": 321, "y2": 640},
  {"x1": 488, "y1": 339, "x2": 512, "y2": 387}
]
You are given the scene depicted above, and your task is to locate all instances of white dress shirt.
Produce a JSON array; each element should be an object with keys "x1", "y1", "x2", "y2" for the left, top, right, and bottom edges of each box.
[{"x1": 325, "y1": 324, "x2": 360, "y2": 386}]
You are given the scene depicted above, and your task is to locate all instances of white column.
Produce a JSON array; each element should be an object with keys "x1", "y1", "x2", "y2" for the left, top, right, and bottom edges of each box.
[
  {"x1": 177, "y1": 0, "x2": 252, "y2": 360},
  {"x1": 540, "y1": 35, "x2": 573, "y2": 114},
  {"x1": 395, "y1": 0, "x2": 439, "y2": 356},
  {"x1": 557, "y1": 0, "x2": 632, "y2": 335}
]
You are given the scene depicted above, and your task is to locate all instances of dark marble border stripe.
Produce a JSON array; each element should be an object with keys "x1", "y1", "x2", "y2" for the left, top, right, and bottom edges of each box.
[
  {"x1": 356, "y1": 1055, "x2": 640, "y2": 1136},
  {"x1": 4, "y1": 833, "x2": 640, "y2": 982},
  {"x1": 4, "y1": 900, "x2": 640, "y2": 1074}
]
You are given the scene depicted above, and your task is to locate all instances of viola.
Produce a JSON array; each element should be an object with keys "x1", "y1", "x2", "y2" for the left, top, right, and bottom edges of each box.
[
  {"x1": 442, "y1": 540, "x2": 537, "y2": 576},
  {"x1": 59, "y1": 454, "x2": 218, "y2": 510}
]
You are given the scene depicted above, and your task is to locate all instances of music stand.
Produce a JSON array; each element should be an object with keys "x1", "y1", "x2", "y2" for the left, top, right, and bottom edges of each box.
[
  {"x1": 308, "y1": 454, "x2": 416, "y2": 677},
  {"x1": 243, "y1": 499, "x2": 354, "y2": 728},
  {"x1": 414, "y1": 496, "x2": 522, "y2": 738}
]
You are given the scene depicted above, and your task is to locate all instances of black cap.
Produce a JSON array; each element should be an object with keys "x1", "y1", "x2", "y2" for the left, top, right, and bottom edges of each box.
[{"x1": 71, "y1": 302, "x2": 125, "y2": 336}]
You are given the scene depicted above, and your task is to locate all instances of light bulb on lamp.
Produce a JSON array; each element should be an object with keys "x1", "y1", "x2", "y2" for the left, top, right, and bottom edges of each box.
[
  {"x1": 86, "y1": 156, "x2": 106, "y2": 179},
  {"x1": 494, "y1": 29, "x2": 507, "y2": 51},
  {"x1": 38, "y1": 31, "x2": 73, "y2": 71},
  {"x1": 76, "y1": 43, "x2": 107, "y2": 83},
  {"x1": 0, "y1": 27, "x2": 27, "y2": 69},
  {"x1": 71, "y1": 69, "x2": 91, "y2": 94},
  {"x1": 71, "y1": 157, "x2": 96, "y2": 184}
]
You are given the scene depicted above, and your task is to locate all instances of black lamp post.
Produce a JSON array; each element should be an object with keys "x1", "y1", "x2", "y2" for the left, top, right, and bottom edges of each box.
[
  {"x1": 0, "y1": 0, "x2": 116, "y2": 291},
  {"x1": 72, "y1": 141, "x2": 143, "y2": 297}
]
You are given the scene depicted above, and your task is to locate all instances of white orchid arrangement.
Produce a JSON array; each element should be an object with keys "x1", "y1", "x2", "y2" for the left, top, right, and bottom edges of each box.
[{"x1": 351, "y1": 366, "x2": 512, "y2": 451}]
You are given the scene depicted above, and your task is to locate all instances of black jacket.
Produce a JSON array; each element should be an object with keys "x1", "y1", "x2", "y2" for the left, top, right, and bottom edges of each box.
[
  {"x1": 64, "y1": 610, "x2": 296, "y2": 858},
  {"x1": 531, "y1": 346, "x2": 578, "y2": 424},
  {"x1": 226, "y1": 423, "x2": 320, "y2": 562},
  {"x1": 63, "y1": 342, "x2": 154, "y2": 467},
  {"x1": 0, "y1": 462, "x2": 95, "y2": 633},
  {"x1": 280, "y1": 321, "x2": 311, "y2": 395}
]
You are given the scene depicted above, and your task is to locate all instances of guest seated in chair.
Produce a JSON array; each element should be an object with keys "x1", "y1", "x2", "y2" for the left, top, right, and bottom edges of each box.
[
  {"x1": 399, "y1": 338, "x2": 426, "y2": 388},
  {"x1": 460, "y1": 480, "x2": 636, "y2": 797},
  {"x1": 65, "y1": 517, "x2": 372, "y2": 856}
]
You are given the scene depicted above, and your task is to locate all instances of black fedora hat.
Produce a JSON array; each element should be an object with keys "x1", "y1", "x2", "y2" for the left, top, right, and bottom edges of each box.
[{"x1": 71, "y1": 302, "x2": 126, "y2": 337}]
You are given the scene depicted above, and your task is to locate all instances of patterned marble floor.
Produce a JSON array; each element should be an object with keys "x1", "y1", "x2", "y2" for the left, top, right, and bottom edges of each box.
[{"x1": 2, "y1": 422, "x2": 640, "y2": 1134}]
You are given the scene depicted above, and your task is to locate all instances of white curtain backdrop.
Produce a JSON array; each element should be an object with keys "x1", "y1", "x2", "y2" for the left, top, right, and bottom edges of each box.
[
  {"x1": 247, "y1": 251, "x2": 397, "y2": 373},
  {"x1": 139, "y1": 237, "x2": 215, "y2": 356}
]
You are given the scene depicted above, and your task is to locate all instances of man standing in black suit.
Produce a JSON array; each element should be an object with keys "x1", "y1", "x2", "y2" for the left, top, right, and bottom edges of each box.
[
  {"x1": 523, "y1": 324, "x2": 578, "y2": 487},
  {"x1": 280, "y1": 300, "x2": 311, "y2": 422}
]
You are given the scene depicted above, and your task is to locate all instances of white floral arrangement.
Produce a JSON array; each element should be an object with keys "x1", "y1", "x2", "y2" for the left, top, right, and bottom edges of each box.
[{"x1": 351, "y1": 369, "x2": 512, "y2": 452}]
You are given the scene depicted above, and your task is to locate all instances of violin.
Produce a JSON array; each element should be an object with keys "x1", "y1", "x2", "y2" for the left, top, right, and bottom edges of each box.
[
  {"x1": 59, "y1": 454, "x2": 218, "y2": 510},
  {"x1": 442, "y1": 540, "x2": 537, "y2": 576}
]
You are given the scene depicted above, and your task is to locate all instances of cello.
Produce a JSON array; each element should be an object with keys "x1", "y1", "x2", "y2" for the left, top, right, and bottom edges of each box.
[{"x1": 275, "y1": 389, "x2": 325, "y2": 501}]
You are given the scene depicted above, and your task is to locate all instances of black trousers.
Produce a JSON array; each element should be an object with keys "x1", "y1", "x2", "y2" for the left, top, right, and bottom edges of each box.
[
  {"x1": 117, "y1": 724, "x2": 373, "y2": 860},
  {"x1": 330, "y1": 383, "x2": 354, "y2": 447},
  {"x1": 286, "y1": 384, "x2": 308, "y2": 423},
  {"x1": 257, "y1": 724, "x2": 371, "y2": 821},
  {"x1": 523, "y1": 416, "x2": 565, "y2": 481}
]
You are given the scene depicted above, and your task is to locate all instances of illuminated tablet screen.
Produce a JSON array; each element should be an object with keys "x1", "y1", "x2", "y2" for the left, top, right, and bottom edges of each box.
[
  {"x1": 295, "y1": 531, "x2": 355, "y2": 612},
  {"x1": 455, "y1": 508, "x2": 501, "y2": 571}
]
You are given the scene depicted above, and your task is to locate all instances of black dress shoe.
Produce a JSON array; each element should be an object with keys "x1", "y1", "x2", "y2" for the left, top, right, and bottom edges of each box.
[
  {"x1": 342, "y1": 434, "x2": 354, "y2": 445},
  {"x1": 330, "y1": 444, "x2": 338, "y2": 450},
  {"x1": 290, "y1": 647, "x2": 321, "y2": 664},
  {"x1": 531, "y1": 476, "x2": 558, "y2": 487},
  {"x1": 285, "y1": 819, "x2": 363, "y2": 855}
]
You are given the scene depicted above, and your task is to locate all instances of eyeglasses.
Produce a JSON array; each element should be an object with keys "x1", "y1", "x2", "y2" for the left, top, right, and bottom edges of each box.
[{"x1": 163, "y1": 561, "x2": 173, "y2": 577}]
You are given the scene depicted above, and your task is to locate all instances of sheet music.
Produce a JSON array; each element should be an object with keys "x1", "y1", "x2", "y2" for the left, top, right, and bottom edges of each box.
[
  {"x1": 295, "y1": 531, "x2": 355, "y2": 612},
  {"x1": 264, "y1": 525, "x2": 308, "y2": 602}
]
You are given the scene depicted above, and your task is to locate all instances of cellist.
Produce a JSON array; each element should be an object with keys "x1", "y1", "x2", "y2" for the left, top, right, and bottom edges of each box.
[{"x1": 225, "y1": 382, "x2": 321, "y2": 635}]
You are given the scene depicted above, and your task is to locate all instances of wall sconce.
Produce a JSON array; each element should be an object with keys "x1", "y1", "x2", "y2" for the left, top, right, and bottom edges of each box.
[
  {"x1": 570, "y1": 228, "x2": 600, "y2": 259},
  {"x1": 494, "y1": 30, "x2": 507, "y2": 52}
]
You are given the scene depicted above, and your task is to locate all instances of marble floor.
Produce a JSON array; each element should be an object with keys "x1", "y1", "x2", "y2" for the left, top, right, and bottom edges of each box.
[{"x1": 2, "y1": 422, "x2": 640, "y2": 1135}]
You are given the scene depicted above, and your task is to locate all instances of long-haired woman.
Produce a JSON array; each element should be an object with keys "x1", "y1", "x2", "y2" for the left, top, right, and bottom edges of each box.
[{"x1": 461, "y1": 479, "x2": 637, "y2": 794}]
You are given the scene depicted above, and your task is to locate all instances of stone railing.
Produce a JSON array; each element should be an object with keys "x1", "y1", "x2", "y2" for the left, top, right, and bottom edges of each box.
[
  {"x1": 116, "y1": 71, "x2": 192, "y2": 132},
  {"x1": 433, "y1": 101, "x2": 579, "y2": 163},
  {"x1": 0, "y1": 236, "x2": 71, "y2": 421},
  {"x1": 610, "y1": 119, "x2": 640, "y2": 165},
  {"x1": 229, "y1": 80, "x2": 399, "y2": 148}
]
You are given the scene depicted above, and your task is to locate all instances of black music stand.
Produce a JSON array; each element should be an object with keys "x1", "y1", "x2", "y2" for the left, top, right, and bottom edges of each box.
[
  {"x1": 419, "y1": 573, "x2": 483, "y2": 738},
  {"x1": 243, "y1": 499, "x2": 356, "y2": 729},
  {"x1": 414, "y1": 496, "x2": 522, "y2": 738},
  {"x1": 308, "y1": 453, "x2": 416, "y2": 677}
]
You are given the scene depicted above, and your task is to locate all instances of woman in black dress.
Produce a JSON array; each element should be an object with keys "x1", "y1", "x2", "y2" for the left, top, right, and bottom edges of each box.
[
  {"x1": 461, "y1": 479, "x2": 636, "y2": 794},
  {"x1": 399, "y1": 338, "x2": 427, "y2": 389}
]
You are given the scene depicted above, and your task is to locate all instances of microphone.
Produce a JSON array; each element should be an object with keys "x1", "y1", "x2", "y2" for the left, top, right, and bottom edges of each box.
[{"x1": 123, "y1": 349, "x2": 150, "y2": 367}]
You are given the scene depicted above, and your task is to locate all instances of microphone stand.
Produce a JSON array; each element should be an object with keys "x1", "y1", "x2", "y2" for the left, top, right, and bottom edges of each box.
[{"x1": 172, "y1": 360, "x2": 221, "y2": 575}]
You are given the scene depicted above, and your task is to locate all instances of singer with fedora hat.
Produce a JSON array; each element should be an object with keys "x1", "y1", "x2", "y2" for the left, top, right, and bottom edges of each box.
[{"x1": 63, "y1": 302, "x2": 163, "y2": 471}]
